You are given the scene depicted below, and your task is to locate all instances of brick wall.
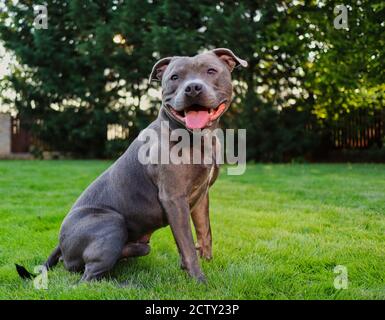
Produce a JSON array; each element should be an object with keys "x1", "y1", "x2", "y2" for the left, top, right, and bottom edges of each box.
[{"x1": 0, "y1": 113, "x2": 11, "y2": 155}]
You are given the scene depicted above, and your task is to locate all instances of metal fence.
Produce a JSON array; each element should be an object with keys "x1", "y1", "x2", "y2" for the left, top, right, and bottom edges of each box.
[
  {"x1": 10, "y1": 117, "x2": 30, "y2": 153},
  {"x1": 10, "y1": 109, "x2": 385, "y2": 157},
  {"x1": 330, "y1": 109, "x2": 384, "y2": 149}
]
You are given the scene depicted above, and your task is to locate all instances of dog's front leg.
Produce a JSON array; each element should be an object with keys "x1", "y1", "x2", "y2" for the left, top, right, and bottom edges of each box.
[
  {"x1": 159, "y1": 192, "x2": 206, "y2": 283},
  {"x1": 191, "y1": 194, "x2": 212, "y2": 260}
]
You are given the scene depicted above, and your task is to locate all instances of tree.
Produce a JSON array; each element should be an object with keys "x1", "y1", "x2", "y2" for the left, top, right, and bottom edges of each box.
[{"x1": 0, "y1": 0, "x2": 383, "y2": 160}]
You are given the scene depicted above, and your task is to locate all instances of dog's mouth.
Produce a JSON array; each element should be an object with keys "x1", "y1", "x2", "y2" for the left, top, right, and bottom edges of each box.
[{"x1": 166, "y1": 101, "x2": 227, "y2": 129}]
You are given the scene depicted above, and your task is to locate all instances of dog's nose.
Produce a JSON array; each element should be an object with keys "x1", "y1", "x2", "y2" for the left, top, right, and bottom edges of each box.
[{"x1": 185, "y1": 82, "x2": 203, "y2": 97}]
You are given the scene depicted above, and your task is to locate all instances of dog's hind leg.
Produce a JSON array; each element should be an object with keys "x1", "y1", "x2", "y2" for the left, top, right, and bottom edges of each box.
[
  {"x1": 121, "y1": 242, "x2": 151, "y2": 258},
  {"x1": 120, "y1": 232, "x2": 152, "y2": 258},
  {"x1": 80, "y1": 237, "x2": 125, "y2": 282},
  {"x1": 78, "y1": 215, "x2": 128, "y2": 282}
]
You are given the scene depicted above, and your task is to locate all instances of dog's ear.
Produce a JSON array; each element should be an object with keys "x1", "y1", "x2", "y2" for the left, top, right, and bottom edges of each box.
[
  {"x1": 212, "y1": 48, "x2": 248, "y2": 72},
  {"x1": 149, "y1": 57, "x2": 172, "y2": 83}
]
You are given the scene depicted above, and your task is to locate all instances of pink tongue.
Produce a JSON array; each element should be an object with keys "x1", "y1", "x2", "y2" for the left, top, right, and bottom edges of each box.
[{"x1": 185, "y1": 110, "x2": 210, "y2": 129}]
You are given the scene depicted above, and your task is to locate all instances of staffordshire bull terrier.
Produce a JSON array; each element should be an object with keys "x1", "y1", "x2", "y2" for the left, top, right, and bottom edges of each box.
[{"x1": 18, "y1": 48, "x2": 247, "y2": 283}]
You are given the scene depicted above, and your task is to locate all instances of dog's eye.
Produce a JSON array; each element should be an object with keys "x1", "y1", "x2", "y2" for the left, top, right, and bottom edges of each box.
[
  {"x1": 170, "y1": 74, "x2": 179, "y2": 80},
  {"x1": 207, "y1": 68, "x2": 217, "y2": 75}
]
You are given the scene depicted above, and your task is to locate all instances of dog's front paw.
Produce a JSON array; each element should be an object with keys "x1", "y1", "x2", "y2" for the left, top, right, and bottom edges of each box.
[
  {"x1": 196, "y1": 274, "x2": 207, "y2": 284},
  {"x1": 196, "y1": 243, "x2": 212, "y2": 261},
  {"x1": 180, "y1": 260, "x2": 187, "y2": 270},
  {"x1": 189, "y1": 270, "x2": 207, "y2": 284}
]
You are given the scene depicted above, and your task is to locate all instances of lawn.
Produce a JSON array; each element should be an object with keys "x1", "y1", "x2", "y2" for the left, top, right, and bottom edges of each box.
[{"x1": 0, "y1": 161, "x2": 384, "y2": 299}]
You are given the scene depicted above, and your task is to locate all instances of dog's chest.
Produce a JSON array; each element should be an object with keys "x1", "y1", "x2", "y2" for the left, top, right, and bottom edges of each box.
[{"x1": 188, "y1": 164, "x2": 215, "y2": 207}]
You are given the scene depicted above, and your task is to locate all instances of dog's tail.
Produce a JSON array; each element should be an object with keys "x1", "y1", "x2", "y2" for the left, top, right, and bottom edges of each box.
[
  {"x1": 15, "y1": 264, "x2": 34, "y2": 279},
  {"x1": 15, "y1": 245, "x2": 61, "y2": 280},
  {"x1": 44, "y1": 245, "x2": 62, "y2": 270}
]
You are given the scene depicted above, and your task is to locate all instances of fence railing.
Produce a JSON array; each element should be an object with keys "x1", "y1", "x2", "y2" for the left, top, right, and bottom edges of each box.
[
  {"x1": 10, "y1": 108, "x2": 385, "y2": 156},
  {"x1": 330, "y1": 109, "x2": 384, "y2": 149},
  {"x1": 11, "y1": 117, "x2": 30, "y2": 153}
]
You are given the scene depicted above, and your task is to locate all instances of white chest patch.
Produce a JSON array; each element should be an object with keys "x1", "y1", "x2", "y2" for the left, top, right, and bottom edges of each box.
[{"x1": 208, "y1": 165, "x2": 215, "y2": 182}]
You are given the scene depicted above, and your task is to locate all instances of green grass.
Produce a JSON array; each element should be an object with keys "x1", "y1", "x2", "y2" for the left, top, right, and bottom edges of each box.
[{"x1": 0, "y1": 161, "x2": 384, "y2": 299}]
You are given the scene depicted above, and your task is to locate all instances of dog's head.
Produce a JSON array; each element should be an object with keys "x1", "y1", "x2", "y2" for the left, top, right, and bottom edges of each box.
[{"x1": 149, "y1": 48, "x2": 247, "y2": 130}]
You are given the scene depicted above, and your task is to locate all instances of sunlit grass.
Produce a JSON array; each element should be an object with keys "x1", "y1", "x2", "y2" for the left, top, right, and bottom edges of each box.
[{"x1": 0, "y1": 161, "x2": 384, "y2": 299}]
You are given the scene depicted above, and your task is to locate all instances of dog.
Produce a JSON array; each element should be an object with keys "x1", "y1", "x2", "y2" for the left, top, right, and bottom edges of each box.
[{"x1": 17, "y1": 48, "x2": 247, "y2": 283}]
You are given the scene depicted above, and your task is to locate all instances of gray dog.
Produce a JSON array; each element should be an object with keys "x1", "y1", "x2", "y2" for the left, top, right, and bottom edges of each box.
[{"x1": 19, "y1": 48, "x2": 247, "y2": 283}]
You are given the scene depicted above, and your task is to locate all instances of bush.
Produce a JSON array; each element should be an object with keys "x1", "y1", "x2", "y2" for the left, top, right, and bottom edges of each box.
[{"x1": 104, "y1": 139, "x2": 130, "y2": 159}]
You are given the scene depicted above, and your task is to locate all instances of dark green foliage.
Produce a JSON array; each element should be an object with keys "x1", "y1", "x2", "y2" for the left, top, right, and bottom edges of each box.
[{"x1": 0, "y1": 1, "x2": 384, "y2": 160}]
